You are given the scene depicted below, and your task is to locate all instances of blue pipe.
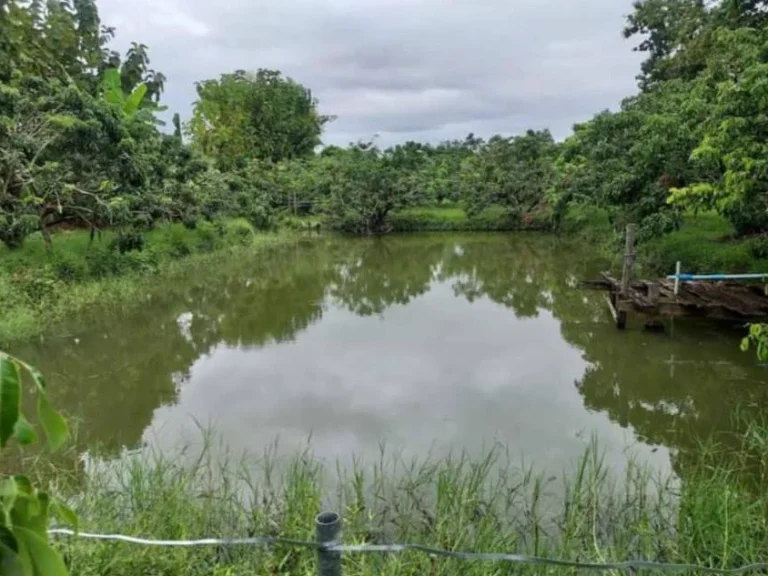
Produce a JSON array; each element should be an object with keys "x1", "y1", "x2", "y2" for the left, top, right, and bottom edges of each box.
[{"x1": 667, "y1": 273, "x2": 768, "y2": 281}]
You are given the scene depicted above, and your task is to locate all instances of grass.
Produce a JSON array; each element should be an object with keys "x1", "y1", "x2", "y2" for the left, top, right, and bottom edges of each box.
[
  {"x1": 42, "y1": 420, "x2": 768, "y2": 576},
  {"x1": 555, "y1": 206, "x2": 768, "y2": 276},
  {"x1": 390, "y1": 204, "x2": 550, "y2": 232},
  {"x1": 641, "y1": 212, "x2": 768, "y2": 275},
  {"x1": 0, "y1": 220, "x2": 297, "y2": 346}
]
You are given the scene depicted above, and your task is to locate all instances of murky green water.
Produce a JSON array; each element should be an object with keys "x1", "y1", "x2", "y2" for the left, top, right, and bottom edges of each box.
[{"x1": 10, "y1": 233, "x2": 768, "y2": 476}]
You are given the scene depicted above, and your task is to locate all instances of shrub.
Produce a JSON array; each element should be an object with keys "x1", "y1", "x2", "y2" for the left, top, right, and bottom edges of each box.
[
  {"x1": 85, "y1": 247, "x2": 127, "y2": 278},
  {"x1": 13, "y1": 266, "x2": 61, "y2": 306},
  {"x1": 52, "y1": 252, "x2": 88, "y2": 282},
  {"x1": 225, "y1": 219, "x2": 256, "y2": 246},
  {"x1": 195, "y1": 221, "x2": 224, "y2": 252},
  {"x1": 110, "y1": 230, "x2": 146, "y2": 254}
]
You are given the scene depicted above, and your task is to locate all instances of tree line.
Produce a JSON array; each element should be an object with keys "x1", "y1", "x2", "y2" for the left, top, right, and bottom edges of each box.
[{"x1": 2, "y1": 0, "x2": 768, "y2": 248}]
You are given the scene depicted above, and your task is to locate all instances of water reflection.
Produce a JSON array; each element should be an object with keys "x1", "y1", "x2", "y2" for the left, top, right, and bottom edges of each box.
[{"x1": 9, "y1": 234, "x2": 766, "y2": 477}]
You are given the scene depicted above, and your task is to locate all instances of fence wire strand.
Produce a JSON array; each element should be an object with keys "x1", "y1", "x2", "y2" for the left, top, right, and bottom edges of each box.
[{"x1": 49, "y1": 528, "x2": 768, "y2": 573}]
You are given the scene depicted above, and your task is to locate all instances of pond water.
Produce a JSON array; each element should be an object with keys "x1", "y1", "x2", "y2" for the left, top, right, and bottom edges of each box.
[{"x1": 10, "y1": 233, "x2": 768, "y2": 477}]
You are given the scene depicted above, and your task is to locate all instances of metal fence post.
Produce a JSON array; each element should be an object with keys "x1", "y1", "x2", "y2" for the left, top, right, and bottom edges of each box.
[{"x1": 316, "y1": 511, "x2": 342, "y2": 576}]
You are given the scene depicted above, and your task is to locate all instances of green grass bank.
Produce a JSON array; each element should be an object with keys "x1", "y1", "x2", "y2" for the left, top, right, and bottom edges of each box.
[
  {"x1": 642, "y1": 213, "x2": 768, "y2": 275},
  {"x1": 49, "y1": 423, "x2": 768, "y2": 576},
  {"x1": 390, "y1": 204, "x2": 550, "y2": 232},
  {"x1": 0, "y1": 220, "x2": 297, "y2": 346},
  {"x1": 558, "y1": 205, "x2": 768, "y2": 277}
]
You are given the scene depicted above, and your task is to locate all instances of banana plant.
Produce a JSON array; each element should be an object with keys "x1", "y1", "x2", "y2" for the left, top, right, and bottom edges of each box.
[
  {"x1": 0, "y1": 352, "x2": 76, "y2": 576},
  {"x1": 100, "y1": 67, "x2": 148, "y2": 118}
]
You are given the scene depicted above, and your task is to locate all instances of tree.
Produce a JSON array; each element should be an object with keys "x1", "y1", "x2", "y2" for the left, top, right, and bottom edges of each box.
[
  {"x1": 187, "y1": 69, "x2": 333, "y2": 168},
  {"x1": 624, "y1": 0, "x2": 711, "y2": 87},
  {"x1": 463, "y1": 131, "x2": 557, "y2": 222},
  {"x1": 667, "y1": 27, "x2": 768, "y2": 234},
  {"x1": 322, "y1": 143, "x2": 415, "y2": 235}
]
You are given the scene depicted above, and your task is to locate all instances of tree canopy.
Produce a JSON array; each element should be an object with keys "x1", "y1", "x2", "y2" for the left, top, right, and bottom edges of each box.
[
  {"x1": 4, "y1": 0, "x2": 768, "y2": 249},
  {"x1": 187, "y1": 70, "x2": 332, "y2": 168}
]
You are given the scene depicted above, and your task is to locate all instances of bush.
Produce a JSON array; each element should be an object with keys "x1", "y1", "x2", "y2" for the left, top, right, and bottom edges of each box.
[
  {"x1": 195, "y1": 221, "x2": 225, "y2": 252},
  {"x1": 224, "y1": 219, "x2": 256, "y2": 246},
  {"x1": 749, "y1": 236, "x2": 768, "y2": 260},
  {"x1": 124, "y1": 249, "x2": 160, "y2": 274},
  {"x1": 12, "y1": 266, "x2": 61, "y2": 306},
  {"x1": 110, "y1": 230, "x2": 145, "y2": 254},
  {"x1": 52, "y1": 252, "x2": 87, "y2": 282},
  {"x1": 85, "y1": 247, "x2": 127, "y2": 278}
]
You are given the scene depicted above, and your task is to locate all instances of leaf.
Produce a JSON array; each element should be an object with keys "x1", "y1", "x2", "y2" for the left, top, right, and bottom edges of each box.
[
  {"x1": 36, "y1": 394, "x2": 68, "y2": 452},
  {"x1": 0, "y1": 526, "x2": 18, "y2": 554},
  {"x1": 0, "y1": 540, "x2": 26, "y2": 576},
  {"x1": 750, "y1": 324, "x2": 762, "y2": 337},
  {"x1": 25, "y1": 493, "x2": 49, "y2": 537},
  {"x1": 12, "y1": 417, "x2": 37, "y2": 446},
  {"x1": 12, "y1": 477, "x2": 32, "y2": 497},
  {"x1": 19, "y1": 362, "x2": 46, "y2": 393},
  {"x1": 101, "y1": 68, "x2": 123, "y2": 106},
  {"x1": 50, "y1": 500, "x2": 78, "y2": 532},
  {"x1": 0, "y1": 356, "x2": 22, "y2": 448},
  {"x1": 741, "y1": 337, "x2": 751, "y2": 352},
  {"x1": 124, "y1": 83, "x2": 148, "y2": 117},
  {"x1": 14, "y1": 527, "x2": 68, "y2": 576},
  {"x1": 13, "y1": 535, "x2": 33, "y2": 576}
]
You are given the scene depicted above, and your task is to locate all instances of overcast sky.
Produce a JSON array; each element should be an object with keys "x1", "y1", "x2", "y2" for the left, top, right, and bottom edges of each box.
[{"x1": 98, "y1": 0, "x2": 644, "y2": 146}]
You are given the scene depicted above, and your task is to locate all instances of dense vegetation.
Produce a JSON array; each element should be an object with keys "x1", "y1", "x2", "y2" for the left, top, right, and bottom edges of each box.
[
  {"x1": 6, "y1": 2, "x2": 768, "y2": 572},
  {"x1": 4, "y1": 0, "x2": 768, "y2": 251}
]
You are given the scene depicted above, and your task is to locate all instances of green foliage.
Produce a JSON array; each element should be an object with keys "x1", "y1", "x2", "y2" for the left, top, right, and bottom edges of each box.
[
  {"x1": 0, "y1": 353, "x2": 75, "y2": 575},
  {"x1": 187, "y1": 70, "x2": 332, "y2": 168},
  {"x1": 320, "y1": 143, "x2": 415, "y2": 235},
  {"x1": 0, "y1": 221, "x2": 281, "y2": 345},
  {"x1": 100, "y1": 68, "x2": 149, "y2": 118},
  {"x1": 390, "y1": 205, "x2": 534, "y2": 232},
  {"x1": 742, "y1": 324, "x2": 768, "y2": 362},
  {"x1": 462, "y1": 131, "x2": 557, "y2": 221},
  {"x1": 640, "y1": 213, "x2": 768, "y2": 274},
  {"x1": 668, "y1": 26, "x2": 768, "y2": 234}
]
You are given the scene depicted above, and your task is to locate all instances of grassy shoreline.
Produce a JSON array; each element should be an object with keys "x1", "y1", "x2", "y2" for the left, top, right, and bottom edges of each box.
[
  {"x1": 47, "y1": 430, "x2": 768, "y2": 576},
  {"x1": 3, "y1": 208, "x2": 768, "y2": 345},
  {"x1": 0, "y1": 220, "x2": 300, "y2": 346}
]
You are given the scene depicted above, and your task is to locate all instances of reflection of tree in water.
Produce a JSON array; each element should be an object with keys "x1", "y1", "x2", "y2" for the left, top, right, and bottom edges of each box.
[
  {"x1": 9, "y1": 233, "x2": 765, "y2": 475},
  {"x1": 9, "y1": 241, "x2": 336, "y2": 451},
  {"x1": 328, "y1": 237, "x2": 448, "y2": 316},
  {"x1": 566, "y1": 319, "x2": 768, "y2": 476}
]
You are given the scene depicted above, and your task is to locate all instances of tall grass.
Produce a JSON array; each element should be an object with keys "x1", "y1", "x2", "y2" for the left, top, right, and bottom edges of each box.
[{"x1": 48, "y1": 428, "x2": 768, "y2": 576}]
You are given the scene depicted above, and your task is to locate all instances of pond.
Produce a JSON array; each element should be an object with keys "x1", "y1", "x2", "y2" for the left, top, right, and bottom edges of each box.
[{"x1": 10, "y1": 233, "x2": 768, "y2": 478}]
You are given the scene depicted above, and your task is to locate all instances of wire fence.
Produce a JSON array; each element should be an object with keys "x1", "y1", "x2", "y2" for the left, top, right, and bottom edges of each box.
[{"x1": 49, "y1": 512, "x2": 768, "y2": 576}]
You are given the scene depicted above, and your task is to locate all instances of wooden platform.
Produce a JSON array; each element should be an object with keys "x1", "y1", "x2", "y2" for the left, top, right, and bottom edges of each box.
[{"x1": 583, "y1": 272, "x2": 768, "y2": 326}]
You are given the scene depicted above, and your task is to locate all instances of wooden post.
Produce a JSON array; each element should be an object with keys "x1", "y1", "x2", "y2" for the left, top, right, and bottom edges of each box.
[{"x1": 617, "y1": 224, "x2": 637, "y2": 330}]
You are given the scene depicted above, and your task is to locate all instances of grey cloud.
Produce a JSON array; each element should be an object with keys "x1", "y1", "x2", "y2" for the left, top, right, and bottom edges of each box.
[{"x1": 98, "y1": 0, "x2": 644, "y2": 146}]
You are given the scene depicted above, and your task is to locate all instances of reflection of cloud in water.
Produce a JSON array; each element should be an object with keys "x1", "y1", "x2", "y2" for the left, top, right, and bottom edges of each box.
[{"x1": 144, "y1": 281, "x2": 671, "y2": 476}]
